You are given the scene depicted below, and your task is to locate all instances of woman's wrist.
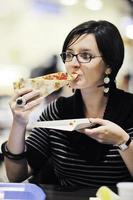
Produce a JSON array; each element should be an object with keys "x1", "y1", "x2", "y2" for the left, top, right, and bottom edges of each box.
[
  {"x1": 12, "y1": 119, "x2": 27, "y2": 132},
  {"x1": 13, "y1": 116, "x2": 28, "y2": 127},
  {"x1": 115, "y1": 132, "x2": 129, "y2": 145},
  {"x1": 113, "y1": 136, "x2": 132, "y2": 151}
]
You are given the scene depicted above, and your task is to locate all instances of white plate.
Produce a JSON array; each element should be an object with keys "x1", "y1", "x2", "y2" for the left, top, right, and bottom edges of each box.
[{"x1": 28, "y1": 118, "x2": 95, "y2": 131}]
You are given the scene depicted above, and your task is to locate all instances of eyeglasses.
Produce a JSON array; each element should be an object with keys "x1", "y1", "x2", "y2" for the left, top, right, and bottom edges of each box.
[{"x1": 60, "y1": 52, "x2": 102, "y2": 63}]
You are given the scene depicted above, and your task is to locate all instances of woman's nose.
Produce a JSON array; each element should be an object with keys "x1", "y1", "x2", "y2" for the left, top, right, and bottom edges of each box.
[{"x1": 71, "y1": 56, "x2": 80, "y2": 68}]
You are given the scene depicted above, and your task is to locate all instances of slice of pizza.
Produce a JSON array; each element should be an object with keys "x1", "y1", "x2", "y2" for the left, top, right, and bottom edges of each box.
[{"x1": 13, "y1": 72, "x2": 77, "y2": 97}]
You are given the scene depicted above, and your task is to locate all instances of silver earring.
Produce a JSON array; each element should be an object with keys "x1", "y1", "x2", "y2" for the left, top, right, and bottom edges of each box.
[
  {"x1": 104, "y1": 76, "x2": 110, "y2": 84},
  {"x1": 103, "y1": 74, "x2": 110, "y2": 95}
]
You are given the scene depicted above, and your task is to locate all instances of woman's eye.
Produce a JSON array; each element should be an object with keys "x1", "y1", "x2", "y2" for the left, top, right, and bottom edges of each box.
[
  {"x1": 66, "y1": 53, "x2": 72, "y2": 59},
  {"x1": 80, "y1": 53, "x2": 91, "y2": 59}
]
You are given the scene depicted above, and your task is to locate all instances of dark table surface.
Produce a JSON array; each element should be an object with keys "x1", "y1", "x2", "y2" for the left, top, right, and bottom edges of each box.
[{"x1": 40, "y1": 185, "x2": 118, "y2": 200}]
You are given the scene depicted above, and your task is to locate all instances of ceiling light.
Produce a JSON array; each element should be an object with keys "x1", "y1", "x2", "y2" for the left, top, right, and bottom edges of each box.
[
  {"x1": 126, "y1": 24, "x2": 133, "y2": 39},
  {"x1": 59, "y1": 0, "x2": 78, "y2": 6},
  {"x1": 85, "y1": 0, "x2": 103, "y2": 10}
]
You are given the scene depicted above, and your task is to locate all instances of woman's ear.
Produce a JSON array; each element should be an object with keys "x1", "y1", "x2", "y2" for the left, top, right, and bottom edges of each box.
[{"x1": 105, "y1": 67, "x2": 112, "y2": 75}]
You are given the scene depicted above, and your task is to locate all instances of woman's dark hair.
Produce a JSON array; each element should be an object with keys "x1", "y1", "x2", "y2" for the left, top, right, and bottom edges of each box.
[{"x1": 62, "y1": 20, "x2": 124, "y2": 81}]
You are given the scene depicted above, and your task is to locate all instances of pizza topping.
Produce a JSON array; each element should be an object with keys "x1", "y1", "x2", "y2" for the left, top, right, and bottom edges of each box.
[
  {"x1": 14, "y1": 72, "x2": 77, "y2": 89},
  {"x1": 13, "y1": 72, "x2": 78, "y2": 97},
  {"x1": 41, "y1": 72, "x2": 77, "y2": 81},
  {"x1": 54, "y1": 81, "x2": 61, "y2": 89},
  {"x1": 13, "y1": 78, "x2": 25, "y2": 90},
  {"x1": 42, "y1": 72, "x2": 68, "y2": 80}
]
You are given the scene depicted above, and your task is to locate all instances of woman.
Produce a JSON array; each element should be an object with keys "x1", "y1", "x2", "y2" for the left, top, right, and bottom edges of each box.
[{"x1": 2, "y1": 20, "x2": 133, "y2": 187}]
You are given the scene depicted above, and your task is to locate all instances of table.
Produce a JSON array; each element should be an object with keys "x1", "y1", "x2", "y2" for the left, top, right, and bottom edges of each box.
[{"x1": 40, "y1": 185, "x2": 117, "y2": 200}]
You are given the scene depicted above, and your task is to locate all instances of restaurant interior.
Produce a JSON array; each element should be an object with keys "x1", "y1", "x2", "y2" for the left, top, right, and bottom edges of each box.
[{"x1": 0, "y1": 0, "x2": 133, "y2": 199}]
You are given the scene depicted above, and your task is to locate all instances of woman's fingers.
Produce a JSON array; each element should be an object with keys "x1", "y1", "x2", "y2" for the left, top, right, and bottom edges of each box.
[
  {"x1": 11, "y1": 88, "x2": 33, "y2": 101},
  {"x1": 23, "y1": 96, "x2": 44, "y2": 111},
  {"x1": 19, "y1": 90, "x2": 41, "y2": 103},
  {"x1": 8, "y1": 88, "x2": 44, "y2": 127},
  {"x1": 89, "y1": 117, "x2": 108, "y2": 126},
  {"x1": 10, "y1": 88, "x2": 43, "y2": 114}
]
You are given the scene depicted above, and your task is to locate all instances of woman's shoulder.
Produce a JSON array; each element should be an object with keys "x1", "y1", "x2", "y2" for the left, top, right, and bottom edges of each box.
[
  {"x1": 109, "y1": 88, "x2": 133, "y2": 129},
  {"x1": 115, "y1": 88, "x2": 133, "y2": 102},
  {"x1": 114, "y1": 88, "x2": 133, "y2": 111},
  {"x1": 119, "y1": 88, "x2": 133, "y2": 96}
]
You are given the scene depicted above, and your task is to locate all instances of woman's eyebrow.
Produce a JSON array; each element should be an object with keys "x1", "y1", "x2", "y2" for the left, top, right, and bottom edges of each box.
[
  {"x1": 67, "y1": 48, "x2": 92, "y2": 52},
  {"x1": 79, "y1": 48, "x2": 92, "y2": 52}
]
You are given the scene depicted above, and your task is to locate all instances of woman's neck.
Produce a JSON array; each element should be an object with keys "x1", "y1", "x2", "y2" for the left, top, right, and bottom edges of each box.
[{"x1": 81, "y1": 88, "x2": 108, "y2": 118}]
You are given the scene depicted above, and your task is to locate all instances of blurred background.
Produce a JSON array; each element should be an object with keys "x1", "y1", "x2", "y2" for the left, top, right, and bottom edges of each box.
[
  {"x1": 0, "y1": 0, "x2": 133, "y2": 95},
  {"x1": 0, "y1": 0, "x2": 133, "y2": 149}
]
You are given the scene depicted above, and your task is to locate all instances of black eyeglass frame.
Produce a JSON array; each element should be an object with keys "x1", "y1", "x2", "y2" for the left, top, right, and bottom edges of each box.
[{"x1": 60, "y1": 52, "x2": 102, "y2": 63}]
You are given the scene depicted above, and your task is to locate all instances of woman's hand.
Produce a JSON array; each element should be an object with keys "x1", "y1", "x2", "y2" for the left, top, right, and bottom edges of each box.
[
  {"x1": 80, "y1": 118, "x2": 129, "y2": 145},
  {"x1": 9, "y1": 88, "x2": 43, "y2": 126}
]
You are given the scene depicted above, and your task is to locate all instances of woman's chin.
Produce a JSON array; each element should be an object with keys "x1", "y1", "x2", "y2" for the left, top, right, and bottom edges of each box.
[
  {"x1": 75, "y1": 81, "x2": 87, "y2": 88},
  {"x1": 72, "y1": 84, "x2": 85, "y2": 90}
]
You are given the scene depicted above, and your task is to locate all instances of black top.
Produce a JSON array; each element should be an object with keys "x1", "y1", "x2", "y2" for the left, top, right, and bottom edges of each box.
[{"x1": 26, "y1": 87, "x2": 133, "y2": 187}]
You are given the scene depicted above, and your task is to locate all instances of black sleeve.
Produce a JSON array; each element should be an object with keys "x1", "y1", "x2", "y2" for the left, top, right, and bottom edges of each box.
[{"x1": 26, "y1": 142, "x2": 49, "y2": 173}]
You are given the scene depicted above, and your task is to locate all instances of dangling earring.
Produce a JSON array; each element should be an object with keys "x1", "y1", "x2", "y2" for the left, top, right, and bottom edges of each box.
[{"x1": 103, "y1": 68, "x2": 111, "y2": 95}]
